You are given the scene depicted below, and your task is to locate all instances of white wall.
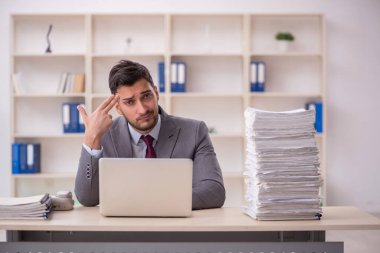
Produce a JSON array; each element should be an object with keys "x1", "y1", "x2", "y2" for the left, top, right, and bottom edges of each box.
[{"x1": 1, "y1": 0, "x2": 379, "y2": 213}]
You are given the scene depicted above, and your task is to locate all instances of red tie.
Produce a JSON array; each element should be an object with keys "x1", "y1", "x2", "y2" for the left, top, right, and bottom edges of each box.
[{"x1": 141, "y1": 135, "x2": 157, "y2": 158}]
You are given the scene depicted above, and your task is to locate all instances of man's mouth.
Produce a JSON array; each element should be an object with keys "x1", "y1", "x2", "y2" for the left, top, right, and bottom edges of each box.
[{"x1": 138, "y1": 112, "x2": 152, "y2": 121}]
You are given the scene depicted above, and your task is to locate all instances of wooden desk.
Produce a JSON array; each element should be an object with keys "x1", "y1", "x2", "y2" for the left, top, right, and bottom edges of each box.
[{"x1": 1, "y1": 206, "x2": 380, "y2": 253}]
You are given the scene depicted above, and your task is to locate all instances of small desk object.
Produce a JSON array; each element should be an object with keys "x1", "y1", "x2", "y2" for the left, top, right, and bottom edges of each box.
[{"x1": 1, "y1": 206, "x2": 380, "y2": 253}]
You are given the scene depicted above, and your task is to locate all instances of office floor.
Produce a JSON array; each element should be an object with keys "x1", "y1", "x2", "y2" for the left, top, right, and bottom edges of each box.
[{"x1": 1, "y1": 229, "x2": 380, "y2": 251}]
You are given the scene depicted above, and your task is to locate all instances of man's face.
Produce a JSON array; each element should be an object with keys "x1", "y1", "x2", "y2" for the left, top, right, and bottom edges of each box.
[{"x1": 114, "y1": 79, "x2": 160, "y2": 134}]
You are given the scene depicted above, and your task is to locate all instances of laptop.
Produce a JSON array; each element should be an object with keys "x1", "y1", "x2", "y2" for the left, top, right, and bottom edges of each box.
[{"x1": 99, "y1": 158, "x2": 193, "y2": 217}]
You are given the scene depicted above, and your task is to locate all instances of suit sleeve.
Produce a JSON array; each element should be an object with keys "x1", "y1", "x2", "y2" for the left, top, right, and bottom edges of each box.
[
  {"x1": 74, "y1": 147, "x2": 101, "y2": 206},
  {"x1": 192, "y1": 121, "x2": 226, "y2": 209}
]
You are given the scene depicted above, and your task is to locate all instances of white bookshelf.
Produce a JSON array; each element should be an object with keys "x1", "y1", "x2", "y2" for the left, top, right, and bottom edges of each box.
[{"x1": 10, "y1": 13, "x2": 326, "y2": 207}]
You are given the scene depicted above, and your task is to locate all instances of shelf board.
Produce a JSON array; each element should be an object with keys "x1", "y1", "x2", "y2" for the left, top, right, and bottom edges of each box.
[
  {"x1": 14, "y1": 93, "x2": 86, "y2": 98},
  {"x1": 13, "y1": 133, "x2": 84, "y2": 138},
  {"x1": 13, "y1": 53, "x2": 85, "y2": 58},
  {"x1": 171, "y1": 52, "x2": 243, "y2": 57},
  {"x1": 249, "y1": 92, "x2": 322, "y2": 98},
  {"x1": 92, "y1": 53, "x2": 165, "y2": 58},
  {"x1": 251, "y1": 52, "x2": 322, "y2": 57},
  {"x1": 12, "y1": 173, "x2": 76, "y2": 179},
  {"x1": 171, "y1": 93, "x2": 243, "y2": 98}
]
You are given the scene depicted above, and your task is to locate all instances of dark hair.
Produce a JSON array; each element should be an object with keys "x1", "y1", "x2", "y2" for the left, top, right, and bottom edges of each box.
[{"x1": 108, "y1": 60, "x2": 154, "y2": 94}]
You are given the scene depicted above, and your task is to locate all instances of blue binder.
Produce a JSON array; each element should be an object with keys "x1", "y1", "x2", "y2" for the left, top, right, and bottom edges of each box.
[
  {"x1": 26, "y1": 144, "x2": 41, "y2": 173},
  {"x1": 12, "y1": 143, "x2": 21, "y2": 174},
  {"x1": 170, "y1": 61, "x2": 187, "y2": 92},
  {"x1": 78, "y1": 103, "x2": 85, "y2": 133},
  {"x1": 170, "y1": 62, "x2": 178, "y2": 92},
  {"x1": 158, "y1": 62, "x2": 165, "y2": 92},
  {"x1": 306, "y1": 101, "x2": 323, "y2": 133},
  {"x1": 63, "y1": 102, "x2": 82, "y2": 133},
  {"x1": 177, "y1": 62, "x2": 186, "y2": 92},
  {"x1": 250, "y1": 61, "x2": 266, "y2": 92},
  {"x1": 19, "y1": 143, "x2": 28, "y2": 173}
]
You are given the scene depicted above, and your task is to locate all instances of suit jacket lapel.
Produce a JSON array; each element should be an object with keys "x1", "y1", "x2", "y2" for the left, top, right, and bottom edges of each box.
[
  {"x1": 155, "y1": 108, "x2": 180, "y2": 158},
  {"x1": 109, "y1": 116, "x2": 133, "y2": 158}
]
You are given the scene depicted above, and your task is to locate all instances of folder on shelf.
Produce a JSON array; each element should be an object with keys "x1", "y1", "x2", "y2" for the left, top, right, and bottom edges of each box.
[
  {"x1": 26, "y1": 144, "x2": 41, "y2": 173},
  {"x1": 306, "y1": 101, "x2": 323, "y2": 133},
  {"x1": 62, "y1": 102, "x2": 82, "y2": 133},
  {"x1": 171, "y1": 61, "x2": 186, "y2": 92},
  {"x1": 12, "y1": 143, "x2": 21, "y2": 174},
  {"x1": 177, "y1": 62, "x2": 186, "y2": 92},
  {"x1": 170, "y1": 62, "x2": 178, "y2": 92},
  {"x1": 158, "y1": 62, "x2": 165, "y2": 92},
  {"x1": 12, "y1": 143, "x2": 41, "y2": 174},
  {"x1": 250, "y1": 61, "x2": 266, "y2": 92},
  {"x1": 19, "y1": 143, "x2": 27, "y2": 174},
  {"x1": 78, "y1": 103, "x2": 85, "y2": 133}
]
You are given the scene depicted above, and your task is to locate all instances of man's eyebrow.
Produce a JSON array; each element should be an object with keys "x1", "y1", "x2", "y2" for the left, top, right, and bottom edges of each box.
[
  {"x1": 140, "y1": 90, "x2": 152, "y2": 95},
  {"x1": 122, "y1": 90, "x2": 152, "y2": 101}
]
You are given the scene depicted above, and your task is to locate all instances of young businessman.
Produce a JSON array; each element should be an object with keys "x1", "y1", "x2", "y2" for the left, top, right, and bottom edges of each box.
[{"x1": 75, "y1": 60, "x2": 225, "y2": 210}]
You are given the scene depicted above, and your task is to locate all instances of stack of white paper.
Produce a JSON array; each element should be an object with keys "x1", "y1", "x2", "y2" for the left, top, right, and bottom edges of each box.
[
  {"x1": 244, "y1": 107, "x2": 322, "y2": 221},
  {"x1": 0, "y1": 194, "x2": 52, "y2": 220}
]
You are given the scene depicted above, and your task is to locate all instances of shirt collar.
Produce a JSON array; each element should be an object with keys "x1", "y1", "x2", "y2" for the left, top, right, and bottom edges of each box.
[{"x1": 128, "y1": 114, "x2": 161, "y2": 145}]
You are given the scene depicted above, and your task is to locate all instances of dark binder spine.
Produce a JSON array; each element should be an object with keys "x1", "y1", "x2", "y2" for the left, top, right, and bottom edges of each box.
[
  {"x1": 12, "y1": 143, "x2": 20, "y2": 174},
  {"x1": 158, "y1": 62, "x2": 165, "y2": 92},
  {"x1": 19, "y1": 143, "x2": 27, "y2": 174}
]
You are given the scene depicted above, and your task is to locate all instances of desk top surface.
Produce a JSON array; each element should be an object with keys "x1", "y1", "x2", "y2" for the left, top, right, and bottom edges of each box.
[{"x1": 1, "y1": 206, "x2": 380, "y2": 232}]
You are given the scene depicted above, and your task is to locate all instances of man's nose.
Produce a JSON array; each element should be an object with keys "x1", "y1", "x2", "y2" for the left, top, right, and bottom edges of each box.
[{"x1": 135, "y1": 99, "x2": 147, "y2": 114}]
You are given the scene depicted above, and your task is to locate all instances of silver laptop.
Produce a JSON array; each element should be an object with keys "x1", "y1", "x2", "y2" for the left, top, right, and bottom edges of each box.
[{"x1": 99, "y1": 158, "x2": 193, "y2": 217}]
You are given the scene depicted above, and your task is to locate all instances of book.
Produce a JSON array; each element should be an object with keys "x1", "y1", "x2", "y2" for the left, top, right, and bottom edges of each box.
[
  {"x1": 57, "y1": 73, "x2": 85, "y2": 94},
  {"x1": 11, "y1": 72, "x2": 24, "y2": 95},
  {"x1": 72, "y1": 73, "x2": 85, "y2": 93},
  {"x1": 0, "y1": 194, "x2": 52, "y2": 220}
]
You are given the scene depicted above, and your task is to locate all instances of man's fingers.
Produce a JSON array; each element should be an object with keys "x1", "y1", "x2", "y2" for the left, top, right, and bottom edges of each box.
[
  {"x1": 97, "y1": 95, "x2": 116, "y2": 111},
  {"x1": 104, "y1": 95, "x2": 119, "y2": 113},
  {"x1": 77, "y1": 104, "x2": 88, "y2": 121}
]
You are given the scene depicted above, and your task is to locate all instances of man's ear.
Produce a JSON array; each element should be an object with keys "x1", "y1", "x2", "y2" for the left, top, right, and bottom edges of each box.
[
  {"x1": 153, "y1": 85, "x2": 159, "y2": 101},
  {"x1": 115, "y1": 101, "x2": 123, "y2": 115}
]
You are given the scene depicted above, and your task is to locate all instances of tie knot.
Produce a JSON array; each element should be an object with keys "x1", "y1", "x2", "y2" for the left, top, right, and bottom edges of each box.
[
  {"x1": 141, "y1": 135, "x2": 156, "y2": 158},
  {"x1": 141, "y1": 135, "x2": 154, "y2": 146}
]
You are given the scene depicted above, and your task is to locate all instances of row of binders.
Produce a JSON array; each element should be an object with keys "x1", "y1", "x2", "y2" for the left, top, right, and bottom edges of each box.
[
  {"x1": 12, "y1": 143, "x2": 40, "y2": 174},
  {"x1": 0, "y1": 194, "x2": 52, "y2": 220},
  {"x1": 57, "y1": 73, "x2": 85, "y2": 94},
  {"x1": 244, "y1": 107, "x2": 322, "y2": 220},
  {"x1": 158, "y1": 62, "x2": 187, "y2": 92},
  {"x1": 62, "y1": 102, "x2": 85, "y2": 133}
]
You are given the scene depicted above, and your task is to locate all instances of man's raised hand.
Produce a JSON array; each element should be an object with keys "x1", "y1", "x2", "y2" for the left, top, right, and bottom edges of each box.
[{"x1": 77, "y1": 95, "x2": 119, "y2": 149}]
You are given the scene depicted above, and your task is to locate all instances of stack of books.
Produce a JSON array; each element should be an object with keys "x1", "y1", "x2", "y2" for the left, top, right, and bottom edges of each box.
[
  {"x1": 244, "y1": 107, "x2": 322, "y2": 220},
  {"x1": 0, "y1": 194, "x2": 52, "y2": 220}
]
